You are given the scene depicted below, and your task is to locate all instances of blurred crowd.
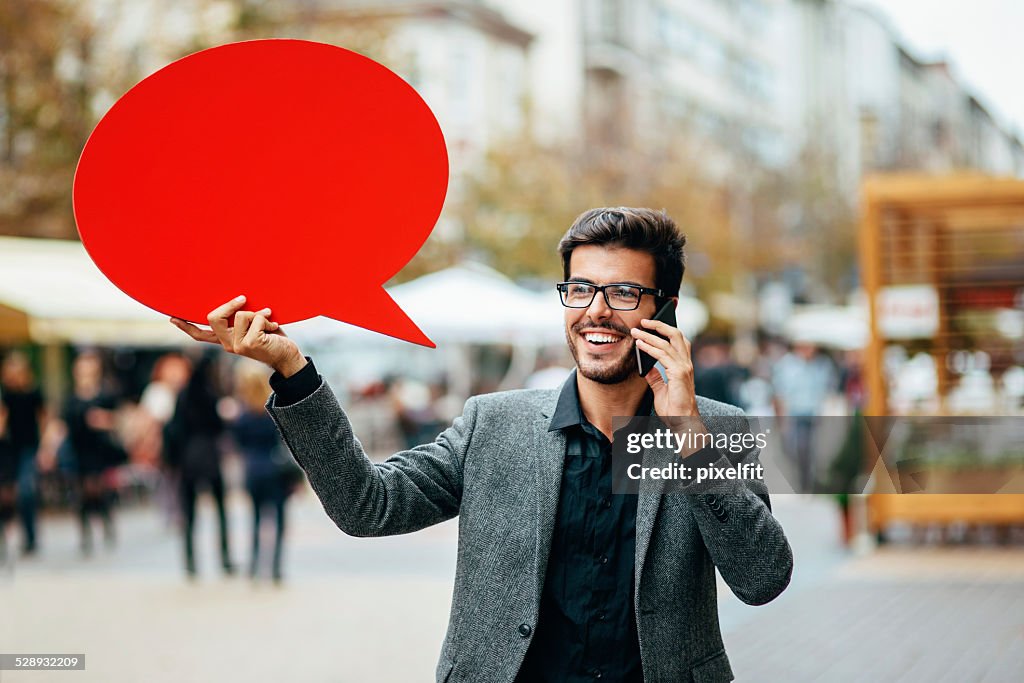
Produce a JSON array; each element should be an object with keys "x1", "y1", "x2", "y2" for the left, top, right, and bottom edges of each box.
[
  {"x1": 359, "y1": 336, "x2": 865, "y2": 496},
  {"x1": 0, "y1": 348, "x2": 301, "y2": 583},
  {"x1": 5, "y1": 333, "x2": 1015, "y2": 568}
]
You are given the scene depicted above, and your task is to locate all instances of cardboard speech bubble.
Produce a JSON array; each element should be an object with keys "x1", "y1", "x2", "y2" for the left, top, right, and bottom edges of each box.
[{"x1": 73, "y1": 39, "x2": 448, "y2": 347}]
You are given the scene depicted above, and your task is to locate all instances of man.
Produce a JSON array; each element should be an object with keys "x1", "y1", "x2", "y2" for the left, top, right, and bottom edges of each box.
[
  {"x1": 172, "y1": 207, "x2": 792, "y2": 682},
  {"x1": 0, "y1": 352, "x2": 48, "y2": 556},
  {"x1": 772, "y1": 340, "x2": 837, "y2": 492},
  {"x1": 60, "y1": 351, "x2": 121, "y2": 554}
]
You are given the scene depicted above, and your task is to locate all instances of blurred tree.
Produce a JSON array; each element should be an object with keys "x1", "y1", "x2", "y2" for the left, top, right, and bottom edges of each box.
[
  {"x1": 403, "y1": 131, "x2": 754, "y2": 301},
  {"x1": 0, "y1": 0, "x2": 396, "y2": 241},
  {"x1": 773, "y1": 138, "x2": 858, "y2": 302},
  {"x1": 0, "y1": 0, "x2": 101, "y2": 238}
]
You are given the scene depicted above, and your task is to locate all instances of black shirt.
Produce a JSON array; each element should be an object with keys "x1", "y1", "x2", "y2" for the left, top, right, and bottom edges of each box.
[
  {"x1": 62, "y1": 393, "x2": 119, "y2": 475},
  {"x1": 515, "y1": 370, "x2": 649, "y2": 683},
  {"x1": 1, "y1": 387, "x2": 44, "y2": 450}
]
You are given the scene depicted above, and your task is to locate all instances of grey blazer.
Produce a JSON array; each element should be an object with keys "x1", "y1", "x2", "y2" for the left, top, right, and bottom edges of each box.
[{"x1": 267, "y1": 379, "x2": 793, "y2": 683}]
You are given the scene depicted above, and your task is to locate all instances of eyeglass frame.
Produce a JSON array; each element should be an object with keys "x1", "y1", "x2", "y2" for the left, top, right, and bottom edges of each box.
[{"x1": 555, "y1": 281, "x2": 666, "y2": 311}]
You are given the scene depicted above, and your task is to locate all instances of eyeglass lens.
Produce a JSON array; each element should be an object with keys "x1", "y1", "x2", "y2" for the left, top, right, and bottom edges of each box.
[{"x1": 562, "y1": 283, "x2": 641, "y2": 309}]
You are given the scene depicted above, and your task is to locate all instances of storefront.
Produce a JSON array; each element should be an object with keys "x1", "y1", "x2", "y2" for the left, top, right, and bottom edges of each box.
[{"x1": 859, "y1": 175, "x2": 1024, "y2": 538}]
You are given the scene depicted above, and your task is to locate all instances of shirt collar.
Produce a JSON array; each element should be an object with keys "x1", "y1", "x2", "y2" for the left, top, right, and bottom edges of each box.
[{"x1": 548, "y1": 368, "x2": 655, "y2": 432}]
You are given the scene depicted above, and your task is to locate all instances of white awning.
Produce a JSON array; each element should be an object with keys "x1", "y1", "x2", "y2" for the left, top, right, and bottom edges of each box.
[{"x1": 0, "y1": 236, "x2": 182, "y2": 346}]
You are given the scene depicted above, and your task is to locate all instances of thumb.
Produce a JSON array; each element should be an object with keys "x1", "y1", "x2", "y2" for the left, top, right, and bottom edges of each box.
[{"x1": 645, "y1": 366, "x2": 666, "y2": 392}]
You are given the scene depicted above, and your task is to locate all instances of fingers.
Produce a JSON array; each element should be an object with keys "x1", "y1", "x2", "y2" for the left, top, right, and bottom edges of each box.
[
  {"x1": 208, "y1": 295, "x2": 248, "y2": 349},
  {"x1": 639, "y1": 318, "x2": 690, "y2": 351},
  {"x1": 177, "y1": 297, "x2": 282, "y2": 356},
  {"x1": 631, "y1": 327, "x2": 673, "y2": 355},
  {"x1": 644, "y1": 366, "x2": 666, "y2": 391},
  {"x1": 232, "y1": 309, "x2": 259, "y2": 351},
  {"x1": 170, "y1": 317, "x2": 219, "y2": 344},
  {"x1": 633, "y1": 321, "x2": 694, "y2": 381},
  {"x1": 229, "y1": 307, "x2": 275, "y2": 354},
  {"x1": 240, "y1": 311, "x2": 276, "y2": 353},
  {"x1": 634, "y1": 336, "x2": 668, "y2": 367}
]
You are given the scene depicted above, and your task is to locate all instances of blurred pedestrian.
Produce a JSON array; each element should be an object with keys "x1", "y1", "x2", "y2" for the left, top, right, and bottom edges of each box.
[
  {"x1": 139, "y1": 353, "x2": 192, "y2": 529},
  {"x1": 693, "y1": 338, "x2": 745, "y2": 407},
  {"x1": 772, "y1": 341, "x2": 837, "y2": 492},
  {"x1": 0, "y1": 352, "x2": 47, "y2": 556},
  {"x1": 389, "y1": 378, "x2": 441, "y2": 450},
  {"x1": 0, "y1": 402, "x2": 16, "y2": 562},
  {"x1": 230, "y1": 361, "x2": 296, "y2": 583},
  {"x1": 61, "y1": 351, "x2": 122, "y2": 555},
  {"x1": 164, "y1": 354, "x2": 234, "y2": 578}
]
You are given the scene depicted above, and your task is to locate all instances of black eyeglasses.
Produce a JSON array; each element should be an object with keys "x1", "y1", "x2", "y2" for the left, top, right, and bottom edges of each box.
[{"x1": 556, "y1": 281, "x2": 665, "y2": 310}]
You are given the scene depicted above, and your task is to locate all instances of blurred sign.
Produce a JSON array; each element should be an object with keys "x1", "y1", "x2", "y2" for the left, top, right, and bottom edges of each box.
[
  {"x1": 877, "y1": 285, "x2": 940, "y2": 339},
  {"x1": 951, "y1": 286, "x2": 1021, "y2": 309}
]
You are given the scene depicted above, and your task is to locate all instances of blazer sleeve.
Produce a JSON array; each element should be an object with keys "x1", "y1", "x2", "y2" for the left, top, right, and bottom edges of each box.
[
  {"x1": 685, "y1": 411, "x2": 794, "y2": 606},
  {"x1": 265, "y1": 378, "x2": 475, "y2": 537}
]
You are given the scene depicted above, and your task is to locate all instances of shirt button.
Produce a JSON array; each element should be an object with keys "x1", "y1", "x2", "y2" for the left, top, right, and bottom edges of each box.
[
  {"x1": 589, "y1": 668, "x2": 603, "y2": 679},
  {"x1": 597, "y1": 611, "x2": 607, "y2": 621},
  {"x1": 600, "y1": 498, "x2": 612, "y2": 509},
  {"x1": 599, "y1": 555, "x2": 609, "y2": 565},
  {"x1": 518, "y1": 623, "x2": 532, "y2": 637}
]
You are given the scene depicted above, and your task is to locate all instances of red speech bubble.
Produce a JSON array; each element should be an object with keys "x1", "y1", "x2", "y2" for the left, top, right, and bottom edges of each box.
[{"x1": 73, "y1": 39, "x2": 448, "y2": 347}]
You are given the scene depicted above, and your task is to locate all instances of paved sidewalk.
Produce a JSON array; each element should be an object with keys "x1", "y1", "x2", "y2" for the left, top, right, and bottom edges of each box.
[
  {"x1": 0, "y1": 494, "x2": 1021, "y2": 681},
  {"x1": 0, "y1": 492, "x2": 459, "y2": 683},
  {"x1": 724, "y1": 547, "x2": 1024, "y2": 682}
]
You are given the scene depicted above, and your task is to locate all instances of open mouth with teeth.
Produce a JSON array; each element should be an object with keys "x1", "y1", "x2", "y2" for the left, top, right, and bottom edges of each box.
[{"x1": 581, "y1": 331, "x2": 626, "y2": 350}]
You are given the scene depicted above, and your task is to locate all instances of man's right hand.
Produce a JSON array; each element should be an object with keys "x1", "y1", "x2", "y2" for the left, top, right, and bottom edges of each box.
[{"x1": 170, "y1": 295, "x2": 308, "y2": 378}]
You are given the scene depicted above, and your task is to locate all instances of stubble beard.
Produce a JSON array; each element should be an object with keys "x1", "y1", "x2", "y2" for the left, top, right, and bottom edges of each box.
[{"x1": 566, "y1": 322, "x2": 638, "y2": 385}]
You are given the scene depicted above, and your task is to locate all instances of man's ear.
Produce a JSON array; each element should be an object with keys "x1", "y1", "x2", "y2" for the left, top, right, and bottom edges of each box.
[{"x1": 655, "y1": 296, "x2": 679, "y2": 311}]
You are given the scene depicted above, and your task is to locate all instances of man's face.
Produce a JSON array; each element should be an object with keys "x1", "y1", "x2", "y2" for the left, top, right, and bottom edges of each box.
[
  {"x1": 564, "y1": 245, "x2": 659, "y2": 385},
  {"x1": 73, "y1": 355, "x2": 102, "y2": 390},
  {"x1": 1, "y1": 357, "x2": 32, "y2": 390}
]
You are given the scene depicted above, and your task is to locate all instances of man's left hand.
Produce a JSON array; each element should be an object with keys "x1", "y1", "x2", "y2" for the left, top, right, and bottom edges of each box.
[{"x1": 630, "y1": 319, "x2": 705, "y2": 431}]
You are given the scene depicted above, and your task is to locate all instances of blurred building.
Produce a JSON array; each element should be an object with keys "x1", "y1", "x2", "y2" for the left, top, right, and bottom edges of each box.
[
  {"x1": 266, "y1": 1, "x2": 534, "y2": 169},
  {"x1": 489, "y1": 0, "x2": 789, "y2": 174},
  {"x1": 3, "y1": 0, "x2": 1022, "y2": 244},
  {"x1": 777, "y1": 0, "x2": 1024, "y2": 198}
]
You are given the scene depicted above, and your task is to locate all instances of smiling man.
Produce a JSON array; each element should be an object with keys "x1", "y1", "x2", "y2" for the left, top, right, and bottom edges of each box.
[{"x1": 172, "y1": 207, "x2": 793, "y2": 683}]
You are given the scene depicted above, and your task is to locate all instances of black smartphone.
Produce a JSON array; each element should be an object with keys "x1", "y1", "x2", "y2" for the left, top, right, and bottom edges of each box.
[{"x1": 636, "y1": 299, "x2": 677, "y2": 375}]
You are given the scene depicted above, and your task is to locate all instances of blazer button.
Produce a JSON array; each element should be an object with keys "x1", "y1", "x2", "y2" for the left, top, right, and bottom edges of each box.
[
  {"x1": 703, "y1": 494, "x2": 717, "y2": 505},
  {"x1": 518, "y1": 623, "x2": 532, "y2": 637}
]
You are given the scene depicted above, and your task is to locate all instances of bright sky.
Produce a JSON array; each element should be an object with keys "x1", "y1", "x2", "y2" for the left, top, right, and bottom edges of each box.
[{"x1": 855, "y1": 0, "x2": 1024, "y2": 137}]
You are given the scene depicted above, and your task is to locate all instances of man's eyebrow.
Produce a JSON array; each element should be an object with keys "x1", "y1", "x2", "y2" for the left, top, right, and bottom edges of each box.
[{"x1": 568, "y1": 277, "x2": 647, "y2": 288}]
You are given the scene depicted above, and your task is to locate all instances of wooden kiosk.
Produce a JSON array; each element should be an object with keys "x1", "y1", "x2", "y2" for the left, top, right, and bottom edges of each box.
[{"x1": 859, "y1": 175, "x2": 1024, "y2": 537}]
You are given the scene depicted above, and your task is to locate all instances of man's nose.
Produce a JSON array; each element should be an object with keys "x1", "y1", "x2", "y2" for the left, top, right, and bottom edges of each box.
[{"x1": 586, "y1": 290, "x2": 613, "y2": 321}]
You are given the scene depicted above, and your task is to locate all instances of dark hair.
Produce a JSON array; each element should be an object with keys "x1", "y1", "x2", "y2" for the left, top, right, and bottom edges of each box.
[{"x1": 557, "y1": 207, "x2": 686, "y2": 298}]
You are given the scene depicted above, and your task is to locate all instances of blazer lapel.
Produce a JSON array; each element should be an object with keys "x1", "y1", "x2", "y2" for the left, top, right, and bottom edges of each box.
[
  {"x1": 635, "y1": 443, "x2": 668, "y2": 588},
  {"x1": 635, "y1": 407, "x2": 670, "y2": 588},
  {"x1": 531, "y1": 406, "x2": 565, "y2": 609}
]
